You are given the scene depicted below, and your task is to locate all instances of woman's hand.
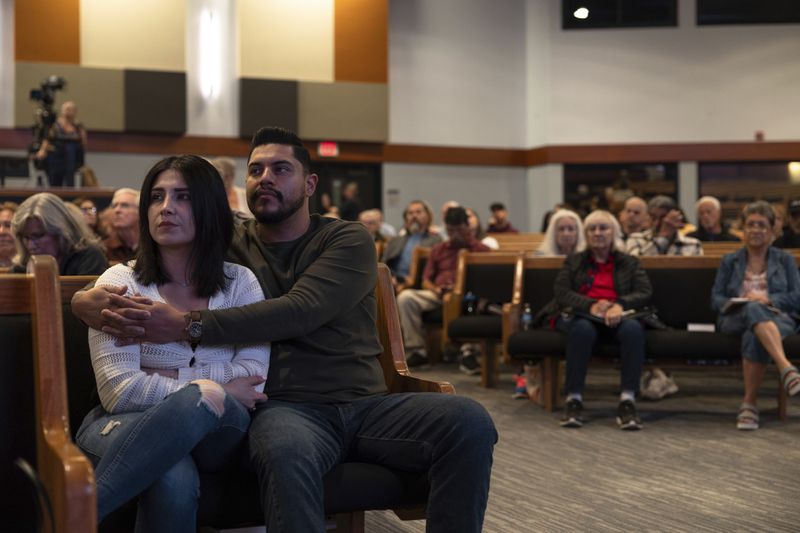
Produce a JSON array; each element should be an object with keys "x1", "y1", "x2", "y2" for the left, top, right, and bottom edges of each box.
[
  {"x1": 604, "y1": 303, "x2": 623, "y2": 327},
  {"x1": 72, "y1": 285, "x2": 151, "y2": 330},
  {"x1": 222, "y1": 376, "x2": 268, "y2": 410},
  {"x1": 590, "y1": 299, "x2": 613, "y2": 317},
  {"x1": 744, "y1": 291, "x2": 770, "y2": 306}
]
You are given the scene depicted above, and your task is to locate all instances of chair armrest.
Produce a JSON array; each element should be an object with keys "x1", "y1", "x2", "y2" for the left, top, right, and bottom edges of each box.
[
  {"x1": 39, "y1": 433, "x2": 96, "y2": 533},
  {"x1": 441, "y1": 292, "x2": 461, "y2": 346},
  {"x1": 502, "y1": 302, "x2": 520, "y2": 364},
  {"x1": 390, "y1": 373, "x2": 455, "y2": 395}
]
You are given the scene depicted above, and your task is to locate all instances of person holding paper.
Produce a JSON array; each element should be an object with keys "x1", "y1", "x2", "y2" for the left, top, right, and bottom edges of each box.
[
  {"x1": 711, "y1": 201, "x2": 800, "y2": 430},
  {"x1": 553, "y1": 210, "x2": 652, "y2": 430}
]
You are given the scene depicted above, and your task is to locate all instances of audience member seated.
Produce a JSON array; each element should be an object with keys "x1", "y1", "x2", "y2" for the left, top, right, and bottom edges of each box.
[
  {"x1": 546, "y1": 210, "x2": 651, "y2": 430},
  {"x1": 535, "y1": 209, "x2": 586, "y2": 256},
  {"x1": 382, "y1": 200, "x2": 443, "y2": 289},
  {"x1": 686, "y1": 196, "x2": 741, "y2": 242},
  {"x1": 0, "y1": 202, "x2": 19, "y2": 269},
  {"x1": 618, "y1": 196, "x2": 649, "y2": 239},
  {"x1": 75, "y1": 155, "x2": 269, "y2": 530},
  {"x1": 338, "y1": 181, "x2": 362, "y2": 221},
  {"x1": 73, "y1": 127, "x2": 496, "y2": 532},
  {"x1": 772, "y1": 198, "x2": 800, "y2": 248},
  {"x1": 211, "y1": 156, "x2": 253, "y2": 218},
  {"x1": 358, "y1": 208, "x2": 386, "y2": 243},
  {"x1": 397, "y1": 206, "x2": 490, "y2": 369},
  {"x1": 626, "y1": 195, "x2": 703, "y2": 256},
  {"x1": 771, "y1": 203, "x2": 786, "y2": 243},
  {"x1": 105, "y1": 188, "x2": 141, "y2": 263},
  {"x1": 711, "y1": 201, "x2": 800, "y2": 430},
  {"x1": 487, "y1": 202, "x2": 519, "y2": 233},
  {"x1": 465, "y1": 206, "x2": 499, "y2": 249},
  {"x1": 72, "y1": 197, "x2": 101, "y2": 237},
  {"x1": 11, "y1": 192, "x2": 107, "y2": 275}
]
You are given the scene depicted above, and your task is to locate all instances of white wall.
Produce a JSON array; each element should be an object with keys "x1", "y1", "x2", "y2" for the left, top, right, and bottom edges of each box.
[
  {"x1": 389, "y1": 0, "x2": 528, "y2": 149},
  {"x1": 544, "y1": 0, "x2": 800, "y2": 144},
  {"x1": 0, "y1": 0, "x2": 13, "y2": 128},
  {"x1": 383, "y1": 163, "x2": 529, "y2": 231}
]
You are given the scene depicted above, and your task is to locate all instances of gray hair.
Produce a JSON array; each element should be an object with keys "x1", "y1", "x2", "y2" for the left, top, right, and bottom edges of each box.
[
  {"x1": 695, "y1": 196, "x2": 721, "y2": 212},
  {"x1": 537, "y1": 209, "x2": 586, "y2": 256},
  {"x1": 584, "y1": 209, "x2": 626, "y2": 252},
  {"x1": 113, "y1": 187, "x2": 140, "y2": 205},
  {"x1": 210, "y1": 157, "x2": 236, "y2": 179},
  {"x1": 648, "y1": 195, "x2": 677, "y2": 212},
  {"x1": 12, "y1": 192, "x2": 100, "y2": 267},
  {"x1": 741, "y1": 201, "x2": 775, "y2": 227}
]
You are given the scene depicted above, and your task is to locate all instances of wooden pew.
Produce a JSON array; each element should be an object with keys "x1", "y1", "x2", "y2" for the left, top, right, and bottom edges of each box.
[
  {"x1": 492, "y1": 232, "x2": 545, "y2": 252},
  {"x1": 0, "y1": 256, "x2": 96, "y2": 533}
]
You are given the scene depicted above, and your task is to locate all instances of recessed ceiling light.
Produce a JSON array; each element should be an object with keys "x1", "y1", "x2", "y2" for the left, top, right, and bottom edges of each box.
[{"x1": 574, "y1": 7, "x2": 589, "y2": 19}]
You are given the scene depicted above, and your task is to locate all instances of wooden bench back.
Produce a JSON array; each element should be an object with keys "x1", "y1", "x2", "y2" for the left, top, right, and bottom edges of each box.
[{"x1": 493, "y1": 232, "x2": 545, "y2": 252}]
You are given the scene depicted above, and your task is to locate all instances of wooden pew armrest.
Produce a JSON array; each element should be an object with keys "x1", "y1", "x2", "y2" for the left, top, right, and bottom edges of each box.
[{"x1": 390, "y1": 373, "x2": 455, "y2": 395}]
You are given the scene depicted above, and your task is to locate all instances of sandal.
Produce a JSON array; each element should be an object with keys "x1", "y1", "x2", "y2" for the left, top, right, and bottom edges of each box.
[
  {"x1": 736, "y1": 403, "x2": 759, "y2": 431},
  {"x1": 780, "y1": 366, "x2": 800, "y2": 397}
]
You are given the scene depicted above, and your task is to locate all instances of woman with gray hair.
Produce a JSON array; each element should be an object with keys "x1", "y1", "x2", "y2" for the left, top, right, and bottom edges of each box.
[
  {"x1": 11, "y1": 192, "x2": 107, "y2": 275},
  {"x1": 551, "y1": 209, "x2": 651, "y2": 430},
  {"x1": 711, "y1": 201, "x2": 800, "y2": 430},
  {"x1": 535, "y1": 208, "x2": 587, "y2": 256}
]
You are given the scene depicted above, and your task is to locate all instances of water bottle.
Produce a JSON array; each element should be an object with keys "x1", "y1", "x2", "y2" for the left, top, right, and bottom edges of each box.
[
  {"x1": 463, "y1": 291, "x2": 478, "y2": 315},
  {"x1": 521, "y1": 303, "x2": 533, "y2": 331}
]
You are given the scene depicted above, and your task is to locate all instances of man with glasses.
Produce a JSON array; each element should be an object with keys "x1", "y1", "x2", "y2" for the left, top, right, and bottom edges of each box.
[{"x1": 104, "y1": 188, "x2": 140, "y2": 263}]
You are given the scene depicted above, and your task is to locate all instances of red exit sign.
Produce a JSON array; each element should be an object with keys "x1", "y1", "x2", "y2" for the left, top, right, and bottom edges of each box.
[{"x1": 317, "y1": 141, "x2": 339, "y2": 157}]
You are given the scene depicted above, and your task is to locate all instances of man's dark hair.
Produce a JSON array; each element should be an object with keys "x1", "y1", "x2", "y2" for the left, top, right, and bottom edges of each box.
[
  {"x1": 489, "y1": 202, "x2": 506, "y2": 212},
  {"x1": 647, "y1": 195, "x2": 677, "y2": 212},
  {"x1": 134, "y1": 154, "x2": 233, "y2": 298},
  {"x1": 444, "y1": 206, "x2": 468, "y2": 226},
  {"x1": 248, "y1": 126, "x2": 311, "y2": 173}
]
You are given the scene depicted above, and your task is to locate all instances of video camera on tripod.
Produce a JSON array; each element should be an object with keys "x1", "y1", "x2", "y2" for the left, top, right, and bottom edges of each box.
[{"x1": 28, "y1": 75, "x2": 67, "y2": 157}]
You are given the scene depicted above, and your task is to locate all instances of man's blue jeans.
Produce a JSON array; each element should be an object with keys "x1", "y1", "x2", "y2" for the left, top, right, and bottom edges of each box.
[
  {"x1": 557, "y1": 316, "x2": 646, "y2": 395},
  {"x1": 248, "y1": 392, "x2": 497, "y2": 533},
  {"x1": 76, "y1": 383, "x2": 250, "y2": 533}
]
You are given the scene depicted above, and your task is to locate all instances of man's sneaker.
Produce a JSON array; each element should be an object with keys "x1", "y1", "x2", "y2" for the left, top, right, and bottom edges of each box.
[
  {"x1": 560, "y1": 399, "x2": 584, "y2": 428},
  {"x1": 458, "y1": 352, "x2": 481, "y2": 376},
  {"x1": 616, "y1": 400, "x2": 642, "y2": 430},
  {"x1": 406, "y1": 351, "x2": 430, "y2": 369}
]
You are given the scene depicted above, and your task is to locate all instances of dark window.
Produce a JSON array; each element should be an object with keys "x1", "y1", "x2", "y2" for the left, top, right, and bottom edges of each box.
[
  {"x1": 697, "y1": 0, "x2": 800, "y2": 25},
  {"x1": 563, "y1": 163, "x2": 678, "y2": 219},
  {"x1": 562, "y1": 0, "x2": 677, "y2": 29},
  {"x1": 699, "y1": 161, "x2": 800, "y2": 227},
  {"x1": 309, "y1": 162, "x2": 382, "y2": 219}
]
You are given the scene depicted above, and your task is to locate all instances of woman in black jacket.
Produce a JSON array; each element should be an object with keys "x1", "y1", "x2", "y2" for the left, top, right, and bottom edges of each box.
[{"x1": 554, "y1": 209, "x2": 652, "y2": 430}]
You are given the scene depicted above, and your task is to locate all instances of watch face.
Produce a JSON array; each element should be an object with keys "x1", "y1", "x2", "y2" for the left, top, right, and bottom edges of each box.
[{"x1": 188, "y1": 322, "x2": 202, "y2": 340}]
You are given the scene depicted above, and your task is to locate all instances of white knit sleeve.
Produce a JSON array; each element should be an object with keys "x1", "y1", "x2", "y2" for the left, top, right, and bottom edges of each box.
[
  {"x1": 90, "y1": 265, "x2": 182, "y2": 413},
  {"x1": 177, "y1": 264, "x2": 270, "y2": 390}
]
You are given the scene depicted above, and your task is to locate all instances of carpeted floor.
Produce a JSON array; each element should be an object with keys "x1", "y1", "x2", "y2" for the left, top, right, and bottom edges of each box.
[{"x1": 365, "y1": 363, "x2": 800, "y2": 532}]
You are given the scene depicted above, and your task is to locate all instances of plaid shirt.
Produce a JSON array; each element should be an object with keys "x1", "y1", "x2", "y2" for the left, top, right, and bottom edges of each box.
[{"x1": 625, "y1": 229, "x2": 704, "y2": 257}]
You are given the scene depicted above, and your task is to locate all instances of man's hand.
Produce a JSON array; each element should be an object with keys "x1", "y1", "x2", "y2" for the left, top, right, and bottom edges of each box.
[
  {"x1": 101, "y1": 299, "x2": 186, "y2": 345},
  {"x1": 72, "y1": 285, "x2": 151, "y2": 330},
  {"x1": 222, "y1": 376, "x2": 268, "y2": 410}
]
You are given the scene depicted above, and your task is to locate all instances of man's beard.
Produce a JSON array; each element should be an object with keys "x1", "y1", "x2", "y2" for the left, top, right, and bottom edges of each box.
[
  {"x1": 407, "y1": 221, "x2": 421, "y2": 234},
  {"x1": 251, "y1": 191, "x2": 306, "y2": 224}
]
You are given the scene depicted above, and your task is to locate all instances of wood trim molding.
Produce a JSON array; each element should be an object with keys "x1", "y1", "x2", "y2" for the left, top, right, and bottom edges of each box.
[{"x1": 1, "y1": 128, "x2": 798, "y2": 167}]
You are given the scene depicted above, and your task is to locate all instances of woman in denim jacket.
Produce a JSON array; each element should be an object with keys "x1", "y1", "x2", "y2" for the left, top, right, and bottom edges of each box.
[{"x1": 712, "y1": 201, "x2": 800, "y2": 430}]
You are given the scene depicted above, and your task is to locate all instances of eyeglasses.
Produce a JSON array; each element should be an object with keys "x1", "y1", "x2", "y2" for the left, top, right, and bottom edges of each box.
[
  {"x1": 744, "y1": 220, "x2": 770, "y2": 231},
  {"x1": 81, "y1": 206, "x2": 97, "y2": 215},
  {"x1": 0, "y1": 221, "x2": 11, "y2": 231}
]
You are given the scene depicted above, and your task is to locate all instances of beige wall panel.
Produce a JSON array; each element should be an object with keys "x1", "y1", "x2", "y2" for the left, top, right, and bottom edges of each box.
[
  {"x1": 80, "y1": 0, "x2": 185, "y2": 71},
  {"x1": 15, "y1": 63, "x2": 124, "y2": 132},
  {"x1": 239, "y1": 0, "x2": 333, "y2": 81},
  {"x1": 299, "y1": 82, "x2": 387, "y2": 142}
]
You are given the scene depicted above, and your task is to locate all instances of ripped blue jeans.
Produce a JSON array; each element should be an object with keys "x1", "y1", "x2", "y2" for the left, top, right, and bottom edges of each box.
[{"x1": 76, "y1": 383, "x2": 250, "y2": 533}]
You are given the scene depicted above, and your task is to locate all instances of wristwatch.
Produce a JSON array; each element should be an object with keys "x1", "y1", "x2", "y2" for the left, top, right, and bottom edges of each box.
[{"x1": 185, "y1": 311, "x2": 202, "y2": 351}]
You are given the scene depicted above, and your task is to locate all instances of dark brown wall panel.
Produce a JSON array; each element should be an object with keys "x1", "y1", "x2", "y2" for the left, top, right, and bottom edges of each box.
[
  {"x1": 15, "y1": 0, "x2": 80, "y2": 63},
  {"x1": 334, "y1": 0, "x2": 388, "y2": 83},
  {"x1": 124, "y1": 70, "x2": 186, "y2": 134},
  {"x1": 239, "y1": 79, "x2": 298, "y2": 139}
]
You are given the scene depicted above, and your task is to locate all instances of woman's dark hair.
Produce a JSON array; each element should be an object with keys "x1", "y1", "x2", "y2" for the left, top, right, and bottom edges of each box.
[
  {"x1": 134, "y1": 155, "x2": 233, "y2": 297},
  {"x1": 741, "y1": 200, "x2": 775, "y2": 227}
]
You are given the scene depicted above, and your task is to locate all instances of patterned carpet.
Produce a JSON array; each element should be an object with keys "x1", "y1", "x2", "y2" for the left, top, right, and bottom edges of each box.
[{"x1": 366, "y1": 364, "x2": 800, "y2": 532}]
